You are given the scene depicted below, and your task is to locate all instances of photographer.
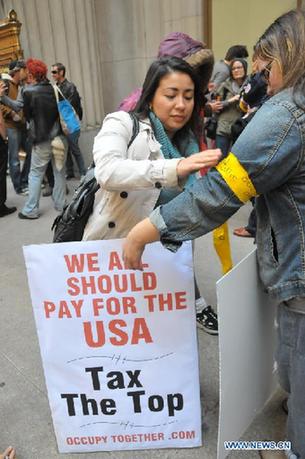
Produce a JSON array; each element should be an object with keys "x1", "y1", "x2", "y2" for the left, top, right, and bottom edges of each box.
[
  {"x1": 0, "y1": 105, "x2": 16, "y2": 217},
  {"x1": 0, "y1": 60, "x2": 30, "y2": 196}
]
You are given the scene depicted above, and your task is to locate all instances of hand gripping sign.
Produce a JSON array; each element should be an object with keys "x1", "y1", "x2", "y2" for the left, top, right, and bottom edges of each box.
[{"x1": 23, "y1": 239, "x2": 201, "y2": 453}]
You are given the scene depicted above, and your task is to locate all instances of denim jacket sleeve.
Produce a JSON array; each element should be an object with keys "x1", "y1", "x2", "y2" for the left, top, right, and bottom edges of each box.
[{"x1": 149, "y1": 91, "x2": 304, "y2": 251}]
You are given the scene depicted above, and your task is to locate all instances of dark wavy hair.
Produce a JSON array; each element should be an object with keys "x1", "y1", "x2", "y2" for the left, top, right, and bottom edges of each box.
[
  {"x1": 225, "y1": 45, "x2": 248, "y2": 61},
  {"x1": 134, "y1": 56, "x2": 203, "y2": 145},
  {"x1": 254, "y1": 9, "x2": 305, "y2": 108}
]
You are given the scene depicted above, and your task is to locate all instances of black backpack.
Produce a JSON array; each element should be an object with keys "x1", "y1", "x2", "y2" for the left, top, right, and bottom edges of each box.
[{"x1": 52, "y1": 112, "x2": 139, "y2": 242}]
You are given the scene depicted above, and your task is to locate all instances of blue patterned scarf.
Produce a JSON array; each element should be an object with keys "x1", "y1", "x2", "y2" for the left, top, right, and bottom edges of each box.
[{"x1": 149, "y1": 111, "x2": 199, "y2": 188}]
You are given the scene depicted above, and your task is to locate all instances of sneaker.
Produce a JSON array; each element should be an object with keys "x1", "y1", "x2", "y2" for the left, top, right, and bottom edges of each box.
[
  {"x1": 196, "y1": 306, "x2": 218, "y2": 335},
  {"x1": 65, "y1": 174, "x2": 75, "y2": 180},
  {"x1": 42, "y1": 185, "x2": 53, "y2": 197},
  {"x1": 18, "y1": 212, "x2": 39, "y2": 220},
  {"x1": 19, "y1": 188, "x2": 29, "y2": 196}
]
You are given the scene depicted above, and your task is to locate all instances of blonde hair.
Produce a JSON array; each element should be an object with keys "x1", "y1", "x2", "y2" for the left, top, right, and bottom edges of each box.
[{"x1": 255, "y1": 9, "x2": 305, "y2": 107}]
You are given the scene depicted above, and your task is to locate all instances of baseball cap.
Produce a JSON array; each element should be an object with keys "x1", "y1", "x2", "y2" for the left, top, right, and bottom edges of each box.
[{"x1": 9, "y1": 59, "x2": 26, "y2": 73}]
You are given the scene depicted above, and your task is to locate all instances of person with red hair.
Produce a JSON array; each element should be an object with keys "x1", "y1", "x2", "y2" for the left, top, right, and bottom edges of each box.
[
  {"x1": 26, "y1": 58, "x2": 48, "y2": 81},
  {"x1": 18, "y1": 58, "x2": 67, "y2": 219}
]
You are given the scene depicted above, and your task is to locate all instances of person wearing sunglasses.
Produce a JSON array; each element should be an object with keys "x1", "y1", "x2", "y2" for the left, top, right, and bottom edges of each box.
[
  {"x1": 123, "y1": 9, "x2": 305, "y2": 458},
  {"x1": 51, "y1": 63, "x2": 86, "y2": 180}
]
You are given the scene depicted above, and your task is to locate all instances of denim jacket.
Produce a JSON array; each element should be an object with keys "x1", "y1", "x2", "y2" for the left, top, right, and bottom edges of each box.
[{"x1": 150, "y1": 89, "x2": 305, "y2": 302}]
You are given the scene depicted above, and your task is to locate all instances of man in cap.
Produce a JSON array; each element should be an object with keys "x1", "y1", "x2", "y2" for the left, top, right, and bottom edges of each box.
[{"x1": 0, "y1": 59, "x2": 30, "y2": 195}]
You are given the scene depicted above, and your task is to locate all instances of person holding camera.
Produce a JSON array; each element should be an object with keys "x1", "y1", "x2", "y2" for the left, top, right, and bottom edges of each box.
[
  {"x1": 0, "y1": 105, "x2": 16, "y2": 217},
  {"x1": 0, "y1": 60, "x2": 30, "y2": 196}
]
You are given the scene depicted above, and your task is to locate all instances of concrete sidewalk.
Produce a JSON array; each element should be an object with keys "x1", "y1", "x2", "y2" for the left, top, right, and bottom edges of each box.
[{"x1": 0, "y1": 179, "x2": 286, "y2": 459}]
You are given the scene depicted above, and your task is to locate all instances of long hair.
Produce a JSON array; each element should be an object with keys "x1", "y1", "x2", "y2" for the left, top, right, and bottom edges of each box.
[
  {"x1": 254, "y1": 9, "x2": 305, "y2": 108},
  {"x1": 134, "y1": 56, "x2": 203, "y2": 144},
  {"x1": 229, "y1": 58, "x2": 248, "y2": 81}
]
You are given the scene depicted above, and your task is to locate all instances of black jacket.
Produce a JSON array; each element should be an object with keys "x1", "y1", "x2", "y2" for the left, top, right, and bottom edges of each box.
[
  {"x1": 58, "y1": 79, "x2": 83, "y2": 120},
  {"x1": 23, "y1": 80, "x2": 61, "y2": 144}
]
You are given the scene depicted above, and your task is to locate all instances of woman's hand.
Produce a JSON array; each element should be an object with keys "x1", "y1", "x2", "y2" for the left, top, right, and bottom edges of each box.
[
  {"x1": 208, "y1": 100, "x2": 223, "y2": 113},
  {"x1": 0, "y1": 446, "x2": 16, "y2": 459},
  {"x1": 176, "y1": 149, "x2": 222, "y2": 179},
  {"x1": 123, "y1": 218, "x2": 160, "y2": 270},
  {"x1": 228, "y1": 94, "x2": 240, "y2": 103}
]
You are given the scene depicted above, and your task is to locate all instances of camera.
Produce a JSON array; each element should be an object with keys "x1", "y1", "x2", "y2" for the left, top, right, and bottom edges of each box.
[{"x1": 0, "y1": 78, "x2": 9, "y2": 95}]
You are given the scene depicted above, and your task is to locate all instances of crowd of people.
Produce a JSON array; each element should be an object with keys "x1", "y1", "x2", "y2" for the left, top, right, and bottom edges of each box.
[
  {"x1": 2, "y1": 6, "x2": 305, "y2": 459},
  {"x1": 0, "y1": 59, "x2": 85, "y2": 219}
]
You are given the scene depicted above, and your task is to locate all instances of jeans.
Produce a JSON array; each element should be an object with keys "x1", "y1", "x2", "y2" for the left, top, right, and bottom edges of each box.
[
  {"x1": 22, "y1": 138, "x2": 67, "y2": 218},
  {"x1": 276, "y1": 302, "x2": 305, "y2": 458},
  {"x1": 66, "y1": 130, "x2": 86, "y2": 176},
  {"x1": 7, "y1": 126, "x2": 30, "y2": 193},
  {"x1": 215, "y1": 134, "x2": 231, "y2": 159},
  {"x1": 0, "y1": 139, "x2": 8, "y2": 208},
  {"x1": 245, "y1": 198, "x2": 257, "y2": 237}
]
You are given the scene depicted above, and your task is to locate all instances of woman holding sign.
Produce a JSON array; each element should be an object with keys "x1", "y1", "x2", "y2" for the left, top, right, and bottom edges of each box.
[
  {"x1": 123, "y1": 9, "x2": 305, "y2": 459},
  {"x1": 83, "y1": 56, "x2": 222, "y2": 334}
]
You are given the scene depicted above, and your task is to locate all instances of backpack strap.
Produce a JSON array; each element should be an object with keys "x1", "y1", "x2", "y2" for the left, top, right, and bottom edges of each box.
[{"x1": 127, "y1": 112, "x2": 139, "y2": 148}]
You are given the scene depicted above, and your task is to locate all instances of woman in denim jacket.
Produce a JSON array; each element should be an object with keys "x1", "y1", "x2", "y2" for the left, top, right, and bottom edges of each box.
[{"x1": 123, "y1": 9, "x2": 305, "y2": 458}]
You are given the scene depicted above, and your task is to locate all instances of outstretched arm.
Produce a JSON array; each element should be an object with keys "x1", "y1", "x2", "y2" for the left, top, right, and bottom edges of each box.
[
  {"x1": 123, "y1": 99, "x2": 302, "y2": 269},
  {"x1": 123, "y1": 218, "x2": 160, "y2": 269}
]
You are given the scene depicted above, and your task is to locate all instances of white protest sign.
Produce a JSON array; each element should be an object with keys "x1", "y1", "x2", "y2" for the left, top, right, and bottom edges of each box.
[
  {"x1": 23, "y1": 239, "x2": 201, "y2": 453},
  {"x1": 216, "y1": 248, "x2": 277, "y2": 459}
]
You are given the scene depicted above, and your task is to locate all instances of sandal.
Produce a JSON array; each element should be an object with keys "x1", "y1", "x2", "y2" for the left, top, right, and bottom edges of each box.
[{"x1": 233, "y1": 227, "x2": 254, "y2": 238}]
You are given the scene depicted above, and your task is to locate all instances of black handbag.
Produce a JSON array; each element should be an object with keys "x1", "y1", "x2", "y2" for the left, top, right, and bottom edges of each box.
[
  {"x1": 52, "y1": 112, "x2": 139, "y2": 243},
  {"x1": 52, "y1": 167, "x2": 99, "y2": 242}
]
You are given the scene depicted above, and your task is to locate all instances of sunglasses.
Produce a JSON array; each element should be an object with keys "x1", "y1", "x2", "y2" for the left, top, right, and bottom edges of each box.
[
  {"x1": 51, "y1": 70, "x2": 58, "y2": 74},
  {"x1": 261, "y1": 62, "x2": 272, "y2": 82}
]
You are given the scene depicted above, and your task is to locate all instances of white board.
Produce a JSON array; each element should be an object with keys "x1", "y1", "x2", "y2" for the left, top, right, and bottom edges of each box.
[
  {"x1": 23, "y1": 239, "x2": 202, "y2": 453},
  {"x1": 217, "y1": 248, "x2": 277, "y2": 459}
]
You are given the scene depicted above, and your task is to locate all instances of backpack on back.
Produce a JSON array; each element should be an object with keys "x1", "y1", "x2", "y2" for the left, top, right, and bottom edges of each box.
[{"x1": 52, "y1": 112, "x2": 139, "y2": 243}]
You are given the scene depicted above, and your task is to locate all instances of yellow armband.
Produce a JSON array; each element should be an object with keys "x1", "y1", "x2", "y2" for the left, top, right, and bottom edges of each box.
[{"x1": 215, "y1": 152, "x2": 257, "y2": 203}]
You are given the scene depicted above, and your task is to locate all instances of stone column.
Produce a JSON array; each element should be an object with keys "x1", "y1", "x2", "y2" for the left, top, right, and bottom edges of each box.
[
  {"x1": 1, "y1": 0, "x2": 105, "y2": 161},
  {"x1": 95, "y1": 0, "x2": 205, "y2": 113}
]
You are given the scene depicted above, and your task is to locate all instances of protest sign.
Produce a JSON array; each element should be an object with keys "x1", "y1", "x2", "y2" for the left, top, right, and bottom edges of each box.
[
  {"x1": 216, "y1": 248, "x2": 276, "y2": 459},
  {"x1": 23, "y1": 239, "x2": 201, "y2": 453}
]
